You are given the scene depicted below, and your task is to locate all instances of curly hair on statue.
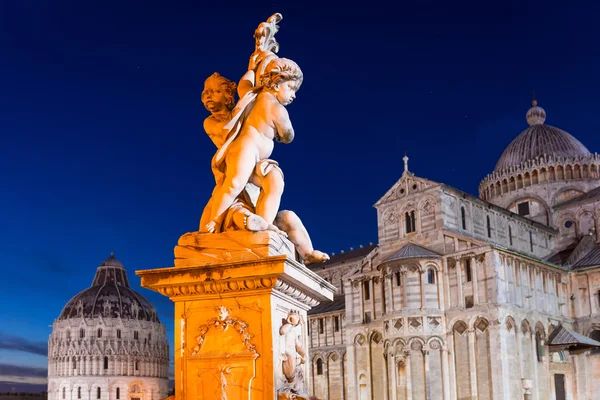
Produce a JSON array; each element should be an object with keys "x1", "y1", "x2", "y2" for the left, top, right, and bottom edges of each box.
[{"x1": 260, "y1": 58, "x2": 303, "y2": 91}]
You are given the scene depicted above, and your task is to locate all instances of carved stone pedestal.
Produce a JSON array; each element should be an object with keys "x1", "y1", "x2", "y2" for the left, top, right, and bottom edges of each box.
[{"x1": 137, "y1": 231, "x2": 335, "y2": 400}]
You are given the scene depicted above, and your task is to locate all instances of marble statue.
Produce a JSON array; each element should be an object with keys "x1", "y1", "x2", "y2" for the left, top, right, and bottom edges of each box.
[
  {"x1": 198, "y1": 13, "x2": 329, "y2": 265},
  {"x1": 278, "y1": 310, "x2": 308, "y2": 399}
]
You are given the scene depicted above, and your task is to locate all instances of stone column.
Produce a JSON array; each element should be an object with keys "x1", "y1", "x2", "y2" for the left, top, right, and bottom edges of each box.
[
  {"x1": 370, "y1": 278, "x2": 376, "y2": 318},
  {"x1": 347, "y1": 344, "x2": 357, "y2": 400},
  {"x1": 441, "y1": 348, "x2": 450, "y2": 400},
  {"x1": 405, "y1": 351, "x2": 413, "y2": 400},
  {"x1": 531, "y1": 267, "x2": 538, "y2": 311},
  {"x1": 442, "y1": 258, "x2": 451, "y2": 310},
  {"x1": 388, "y1": 273, "x2": 395, "y2": 312},
  {"x1": 359, "y1": 280, "x2": 365, "y2": 323},
  {"x1": 382, "y1": 352, "x2": 389, "y2": 400},
  {"x1": 402, "y1": 269, "x2": 408, "y2": 309},
  {"x1": 471, "y1": 256, "x2": 479, "y2": 304},
  {"x1": 390, "y1": 353, "x2": 398, "y2": 400},
  {"x1": 436, "y1": 268, "x2": 445, "y2": 310},
  {"x1": 456, "y1": 260, "x2": 464, "y2": 308},
  {"x1": 467, "y1": 329, "x2": 478, "y2": 399},
  {"x1": 420, "y1": 270, "x2": 427, "y2": 310},
  {"x1": 137, "y1": 232, "x2": 335, "y2": 400},
  {"x1": 530, "y1": 335, "x2": 539, "y2": 400}
]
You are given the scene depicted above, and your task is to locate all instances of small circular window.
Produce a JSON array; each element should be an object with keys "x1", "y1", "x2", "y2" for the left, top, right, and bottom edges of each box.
[
  {"x1": 564, "y1": 220, "x2": 574, "y2": 229},
  {"x1": 412, "y1": 184, "x2": 418, "y2": 190},
  {"x1": 399, "y1": 188, "x2": 405, "y2": 194}
]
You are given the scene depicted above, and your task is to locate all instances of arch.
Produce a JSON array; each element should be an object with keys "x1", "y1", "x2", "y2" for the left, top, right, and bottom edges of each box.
[
  {"x1": 535, "y1": 322, "x2": 546, "y2": 338},
  {"x1": 532, "y1": 169, "x2": 539, "y2": 185},
  {"x1": 509, "y1": 176, "x2": 516, "y2": 191},
  {"x1": 566, "y1": 164, "x2": 573, "y2": 180},
  {"x1": 426, "y1": 335, "x2": 446, "y2": 347},
  {"x1": 583, "y1": 164, "x2": 589, "y2": 179},
  {"x1": 473, "y1": 317, "x2": 490, "y2": 333},
  {"x1": 392, "y1": 337, "x2": 407, "y2": 350},
  {"x1": 502, "y1": 179, "x2": 508, "y2": 193},
  {"x1": 589, "y1": 330, "x2": 600, "y2": 355},
  {"x1": 505, "y1": 316, "x2": 516, "y2": 332},
  {"x1": 574, "y1": 164, "x2": 582, "y2": 179},
  {"x1": 354, "y1": 333, "x2": 366, "y2": 347},
  {"x1": 495, "y1": 181, "x2": 501, "y2": 195},
  {"x1": 369, "y1": 330, "x2": 383, "y2": 344},
  {"x1": 547, "y1": 165, "x2": 555, "y2": 181},
  {"x1": 551, "y1": 187, "x2": 585, "y2": 206},
  {"x1": 539, "y1": 167, "x2": 547, "y2": 182},
  {"x1": 591, "y1": 164, "x2": 599, "y2": 179},
  {"x1": 453, "y1": 320, "x2": 468, "y2": 336},
  {"x1": 521, "y1": 319, "x2": 532, "y2": 336},
  {"x1": 556, "y1": 165, "x2": 564, "y2": 180},
  {"x1": 524, "y1": 172, "x2": 531, "y2": 187}
]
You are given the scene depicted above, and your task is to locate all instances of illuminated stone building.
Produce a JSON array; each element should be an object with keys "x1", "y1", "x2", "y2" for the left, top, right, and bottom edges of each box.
[
  {"x1": 47, "y1": 253, "x2": 169, "y2": 400},
  {"x1": 308, "y1": 102, "x2": 600, "y2": 400}
]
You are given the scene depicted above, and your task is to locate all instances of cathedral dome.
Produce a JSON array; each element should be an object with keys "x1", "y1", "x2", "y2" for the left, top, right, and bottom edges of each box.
[
  {"x1": 494, "y1": 101, "x2": 591, "y2": 172},
  {"x1": 58, "y1": 252, "x2": 159, "y2": 322}
]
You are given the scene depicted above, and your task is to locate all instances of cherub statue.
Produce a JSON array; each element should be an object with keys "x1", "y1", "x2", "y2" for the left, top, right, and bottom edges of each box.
[
  {"x1": 198, "y1": 14, "x2": 329, "y2": 264},
  {"x1": 278, "y1": 310, "x2": 307, "y2": 395},
  {"x1": 199, "y1": 73, "x2": 328, "y2": 264}
]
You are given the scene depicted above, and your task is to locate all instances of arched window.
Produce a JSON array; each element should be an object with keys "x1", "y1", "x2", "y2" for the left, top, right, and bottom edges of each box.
[
  {"x1": 62, "y1": 388, "x2": 66, "y2": 399},
  {"x1": 363, "y1": 280, "x2": 370, "y2": 300},
  {"x1": 135, "y1": 360, "x2": 139, "y2": 370},
  {"x1": 97, "y1": 387, "x2": 101, "y2": 399},
  {"x1": 80, "y1": 328, "x2": 85, "y2": 338},
  {"x1": 427, "y1": 269, "x2": 435, "y2": 284},
  {"x1": 134, "y1": 331, "x2": 139, "y2": 340},
  {"x1": 73, "y1": 358, "x2": 77, "y2": 370},
  {"x1": 316, "y1": 358, "x2": 323, "y2": 375},
  {"x1": 77, "y1": 387, "x2": 81, "y2": 399},
  {"x1": 509, "y1": 225, "x2": 513, "y2": 246},
  {"x1": 97, "y1": 328, "x2": 102, "y2": 338},
  {"x1": 116, "y1": 388, "x2": 120, "y2": 400},
  {"x1": 465, "y1": 259, "x2": 472, "y2": 282},
  {"x1": 104, "y1": 356, "x2": 108, "y2": 369},
  {"x1": 117, "y1": 329, "x2": 121, "y2": 339},
  {"x1": 405, "y1": 211, "x2": 416, "y2": 233},
  {"x1": 461, "y1": 207, "x2": 467, "y2": 230},
  {"x1": 395, "y1": 271, "x2": 401, "y2": 286},
  {"x1": 319, "y1": 318, "x2": 324, "y2": 334},
  {"x1": 486, "y1": 215, "x2": 492, "y2": 238}
]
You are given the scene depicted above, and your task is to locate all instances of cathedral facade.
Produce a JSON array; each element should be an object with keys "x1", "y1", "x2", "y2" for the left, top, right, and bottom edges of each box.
[
  {"x1": 307, "y1": 101, "x2": 600, "y2": 400},
  {"x1": 47, "y1": 253, "x2": 170, "y2": 400}
]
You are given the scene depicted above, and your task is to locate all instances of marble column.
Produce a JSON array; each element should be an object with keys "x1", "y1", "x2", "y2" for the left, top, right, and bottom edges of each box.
[
  {"x1": 420, "y1": 270, "x2": 427, "y2": 310},
  {"x1": 467, "y1": 329, "x2": 478, "y2": 398},
  {"x1": 471, "y1": 256, "x2": 479, "y2": 304},
  {"x1": 456, "y1": 260, "x2": 464, "y2": 308},
  {"x1": 390, "y1": 354, "x2": 398, "y2": 400},
  {"x1": 383, "y1": 353, "x2": 389, "y2": 400},
  {"x1": 441, "y1": 348, "x2": 450, "y2": 400},
  {"x1": 402, "y1": 269, "x2": 408, "y2": 309},
  {"x1": 405, "y1": 352, "x2": 413, "y2": 400},
  {"x1": 388, "y1": 273, "x2": 395, "y2": 312}
]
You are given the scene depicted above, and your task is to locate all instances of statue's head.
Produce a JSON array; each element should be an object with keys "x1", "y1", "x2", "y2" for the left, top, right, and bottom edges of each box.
[
  {"x1": 261, "y1": 58, "x2": 303, "y2": 106},
  {"x1": 286, "y1": 310, "x2": 301, "y2": 326},
  {"x1": 201, "y1": 72, "x2": 237, "y2": 113}
]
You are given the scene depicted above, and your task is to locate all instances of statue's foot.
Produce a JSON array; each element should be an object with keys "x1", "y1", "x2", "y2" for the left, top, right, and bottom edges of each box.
[
  {"x1": 245, "y1": 214, "x2": 269, "y2": 232},
  {"x1": 303, "y1": 250, "x2": 330, "y2": 265},
  {"x1": 267, "y1": 224, "x2": 288, "y2": 238}
]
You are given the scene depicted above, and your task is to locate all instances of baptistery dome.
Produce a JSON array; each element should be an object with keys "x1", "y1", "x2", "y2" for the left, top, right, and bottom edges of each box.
[
  {"x1": 48, "y1": 252, "x2": 170, "y2": 400},
  {"x1": 59, "y1": 252, "x2": 159, "y2": 322},
  {"x1": 494, "y1": 101, "x2": 591, "y2": 172}
]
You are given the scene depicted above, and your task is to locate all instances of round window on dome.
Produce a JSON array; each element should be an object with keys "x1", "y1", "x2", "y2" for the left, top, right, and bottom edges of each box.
[
  {"x1": 564, "y1": 220, "x2": 574, "y2": 229},
  {"x1": 412, "y1": 184, "x2": 418, "y2": 190},
  {"x1": 399, "y1": 188, "x2": 405, "y2": 194}
]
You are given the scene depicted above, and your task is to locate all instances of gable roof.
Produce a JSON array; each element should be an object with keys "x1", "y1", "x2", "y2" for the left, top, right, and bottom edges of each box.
[
  {"x1": 382, "y1": 242, "x2": 441, "y2": 263},
  {"x1": 547, "y1": 324, "x2": 600, "y2": 354},
  {"x1": 374, "y1": 172, "x2": 440, "y2": 207},
  {"x1": 572, "y1": 245, "x2": 600, "y2": 270},
  {"x1": 308, "y1": 295, "x2": 345, "y2": 316}
]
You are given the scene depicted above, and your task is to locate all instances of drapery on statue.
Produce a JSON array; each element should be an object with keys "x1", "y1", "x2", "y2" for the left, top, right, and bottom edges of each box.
[{"x1": 198, "y1": 13, "x2": 329, "y2": 265}]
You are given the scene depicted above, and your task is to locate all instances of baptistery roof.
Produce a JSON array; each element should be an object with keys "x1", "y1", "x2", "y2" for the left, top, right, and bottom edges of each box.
[
  {"x1": 59, "y1": 252, "x2": 159, "y2": 322},
  {"x1": 494, "y1": 101, "x2": 591, "y2": 172}
]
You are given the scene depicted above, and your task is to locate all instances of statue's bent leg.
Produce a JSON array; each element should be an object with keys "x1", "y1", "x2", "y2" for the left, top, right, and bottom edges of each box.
[
  {"x1": 255, "y1": 168, "x2": 284, "y2": 225},
  {"x1": 274, "y1": 210, "x2": 330, "y2": 264}
]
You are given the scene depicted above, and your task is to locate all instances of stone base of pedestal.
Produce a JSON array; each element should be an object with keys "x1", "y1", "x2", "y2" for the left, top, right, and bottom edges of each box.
[
  {"x1": 174, "y1": 230, "x2": 296, "y2": 267},
  {"x1": 137, "y1": 231, "x2": 335, "y2": 400}
]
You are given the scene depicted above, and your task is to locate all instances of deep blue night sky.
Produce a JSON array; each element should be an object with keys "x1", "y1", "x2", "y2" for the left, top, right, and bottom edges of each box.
[{"x1": 1, "y1": 0, "x2": 599, "y2": 391}]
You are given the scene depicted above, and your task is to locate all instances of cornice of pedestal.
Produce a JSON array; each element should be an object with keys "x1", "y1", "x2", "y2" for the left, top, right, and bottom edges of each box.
[{"x1": 136, "y1": 255, "x2": 335, "y2": 309}]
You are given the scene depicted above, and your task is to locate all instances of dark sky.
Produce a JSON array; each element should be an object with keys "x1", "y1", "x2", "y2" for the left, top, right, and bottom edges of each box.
[{"x1": 1, "y1": 0, "x2": 599, "y2": 390}]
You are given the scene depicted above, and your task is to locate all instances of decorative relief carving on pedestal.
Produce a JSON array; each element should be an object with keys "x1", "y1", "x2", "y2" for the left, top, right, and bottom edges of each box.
[
  {"x1": 277, "y1": 310, "x2": 308, "y2": 400},
  {"x1": 190, "y1": 306, "x2": 259, "y2": 400},
  {"x1": 190, "y1": 306, "x2": 257, "y2": 357}
]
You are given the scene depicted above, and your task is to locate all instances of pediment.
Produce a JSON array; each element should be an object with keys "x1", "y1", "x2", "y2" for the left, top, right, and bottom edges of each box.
[{"x1": 374, "y1": 173, "x2": 439, "y2": 207}]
